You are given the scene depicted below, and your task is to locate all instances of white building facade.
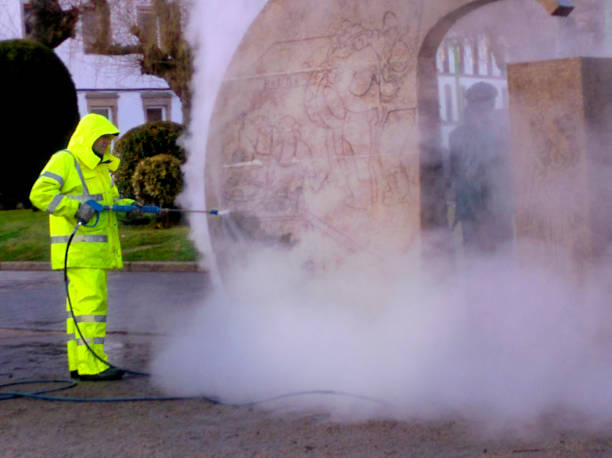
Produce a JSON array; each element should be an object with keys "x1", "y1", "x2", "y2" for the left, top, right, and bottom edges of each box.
[{"x1": 0, "y1": 0, "x2": 183, "y2": 135}]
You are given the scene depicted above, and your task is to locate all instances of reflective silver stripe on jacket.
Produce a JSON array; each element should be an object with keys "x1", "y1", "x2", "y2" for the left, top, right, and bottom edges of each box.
[
  {"x1": 51, "y1": 234, "x2": 108, "y2": 244},
  {"x1": 47, "y1": 194, "x2": 64, "y2": 213},
  {"x1": 67, "y1": 313, "x2": 107, "y2": 323},
  {"x1": 41, "y1": 171, "x2": 64, "y2": 188},
  {"x1": 68, "y1": 150, "x2": 91, "y2": 196},
  {"x1": 66, "y1": 194, "x2": 104, "y2": 203},
  {"x1": 62, "y1": 149, "x2": 103, "y2": 202},
  {"x1": 76, "y1": 337, "x2": 105, "y2": 346}
]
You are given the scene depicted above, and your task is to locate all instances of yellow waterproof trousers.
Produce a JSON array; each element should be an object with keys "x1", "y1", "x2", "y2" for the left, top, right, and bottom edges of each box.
[{"x1": 66, "y1": 268, "x2": 110, "y2": 375}]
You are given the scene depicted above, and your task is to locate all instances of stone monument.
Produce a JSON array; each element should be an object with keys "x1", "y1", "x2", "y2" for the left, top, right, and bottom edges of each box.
[{"x1": 204, "y1": 0, "x2": 573, "y2": 273}]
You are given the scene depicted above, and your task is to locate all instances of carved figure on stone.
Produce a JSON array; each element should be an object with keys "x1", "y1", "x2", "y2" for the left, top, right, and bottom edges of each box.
[
  {"x1": 221, "y1": 112, "x2": 270, "y2": 206},
  {"x1": 222, "y1": 105, "x2": 324, "y2": 219},
  {"x1": 380, "y1": 11, "x2": 414, "y2": 105},
  {"x1": 265, "y1": 115, "x2": 318, "y2": 214},
  {"x1": 304, "y1": 11, "x2": 416, "y2": 212}
]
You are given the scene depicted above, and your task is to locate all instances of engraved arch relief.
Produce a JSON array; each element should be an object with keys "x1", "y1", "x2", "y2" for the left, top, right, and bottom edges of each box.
[{"x1": 206, "y1": 0, "x2": 562, "y2": 269}]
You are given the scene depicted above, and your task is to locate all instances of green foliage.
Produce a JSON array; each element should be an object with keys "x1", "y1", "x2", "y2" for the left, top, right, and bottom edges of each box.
[
  {"x1": 0, "y1": 39, "x2": 79, "y2": 209},
  {"x1": 0, "y1": 210, "x2": 50, "y2": 261},
  {"x1": 131, "y1": 154, "x2": 183, "y2": 208},
  {"x1": 119, "y1": 221, "x2": 198, "y2": 262},
  {"x1": 113, "y1": 121, "x2": 185, "y2": 198},
  {"x1": 0, "y1": 210, "x2": 198, "y2": 262}
]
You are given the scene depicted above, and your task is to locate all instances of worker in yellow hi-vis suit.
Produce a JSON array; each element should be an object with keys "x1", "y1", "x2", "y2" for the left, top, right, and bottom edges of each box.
[{"x1": 30, "y1": 113, "x2": 141, "y2": 381}]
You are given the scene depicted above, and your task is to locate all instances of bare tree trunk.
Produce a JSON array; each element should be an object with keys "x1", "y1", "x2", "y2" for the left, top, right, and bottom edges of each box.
[{"x1": 83, "y1": 0, "x2": 193, "y2": 123}]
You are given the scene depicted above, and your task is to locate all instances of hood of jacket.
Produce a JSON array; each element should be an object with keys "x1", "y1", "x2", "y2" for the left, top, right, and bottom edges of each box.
[{"x1": 67, "y1": 113, "x2": 121, "y2": 171}]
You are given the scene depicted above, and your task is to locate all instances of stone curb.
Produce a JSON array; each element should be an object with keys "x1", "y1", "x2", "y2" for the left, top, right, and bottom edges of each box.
[{"x1": 0, "y1": 261, "x2": 205, "y2": 272}]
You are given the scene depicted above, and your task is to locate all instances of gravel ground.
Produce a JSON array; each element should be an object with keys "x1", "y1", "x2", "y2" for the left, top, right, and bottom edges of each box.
[
  {"x1": 3, "y1": 329, "x2": 612, "y2": 457},
  {"x1": 4, "y1": 271, "x2": 612, "y2": 457}
]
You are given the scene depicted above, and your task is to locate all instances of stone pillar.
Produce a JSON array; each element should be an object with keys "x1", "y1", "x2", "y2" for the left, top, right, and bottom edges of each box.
[{"x1": 507, "y1": 57, "x2": 612, "y2": 277}]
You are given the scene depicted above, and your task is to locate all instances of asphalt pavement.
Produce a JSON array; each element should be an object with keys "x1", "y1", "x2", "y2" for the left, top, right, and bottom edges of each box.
[
  {"x1": 0, "y1": 269, "x2": 210, "y2": 334},
  {"x1": 4, "y1": 272, "x2": 612, "y2": 456},
  {"x1": 0, "y1": 268, "x2": 211, "y2": 384}
]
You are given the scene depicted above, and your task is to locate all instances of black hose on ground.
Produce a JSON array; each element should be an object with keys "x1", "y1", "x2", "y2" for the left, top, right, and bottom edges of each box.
[{"x1": 0, "y1": 379, "x2": 385, "y2": 405}]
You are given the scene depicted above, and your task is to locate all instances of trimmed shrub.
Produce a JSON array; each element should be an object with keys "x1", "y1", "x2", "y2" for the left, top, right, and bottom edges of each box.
[
  {"x1": 131, "y1": 154, "x2": 183, "y2": 208},
  {"x1": 113, "y1": 121, "x2": 185, "y2": 198},
  {"x1": 0, "y1": 39, "x2": 79, "y2": 209}
]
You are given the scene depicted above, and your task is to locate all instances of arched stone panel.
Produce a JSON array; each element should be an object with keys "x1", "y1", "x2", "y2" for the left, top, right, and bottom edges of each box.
[{"x1": 204, "y1": 0, "x2": 552, "y2": 273}]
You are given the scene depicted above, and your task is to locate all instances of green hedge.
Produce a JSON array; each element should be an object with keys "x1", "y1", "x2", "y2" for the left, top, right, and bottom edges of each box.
[
  {"x1": 131, "y1": 154, "x2": 183, "y2": 208},
  {"x1": 113, "y1": 121, "x2": 185, "y2": 199}
]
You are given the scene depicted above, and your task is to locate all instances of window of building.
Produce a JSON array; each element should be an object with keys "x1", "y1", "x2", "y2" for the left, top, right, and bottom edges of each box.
[
  {"x1": 86, "y1": 92, "x2": 118, "y2": 124},
  {"x1": 471, "y1": 40, "x2": 479, "y2": 75},
  {"x1": 478, "y1": 36, "x2": 489, "y2": 76},
  {"x1": 444, "y1": 84, "x2": 453, "y2": 123},
  {"x1": 464, "y1": 40, "x2": 474, "y2": 76},
  {"x1": 436, "y1": 47, "x2": 444, "y2": 73},
  {"x1": 459, "y1": 86, "x2": 466, "y2": 122},
  {"x1": 81, "y1": 1, "x2": 111, "y2": 54},
  {"x1": 90, "y1": 107, "x2": 112, "y2": 119},
  {"x1": 137, "y1": 5, "x2": 159, "y2": 47},
  {"x1": 438, "y1": 45, "x2": 449, "y2": 74},
  {"x1": 491, "y1": 52, "x2": 502, "y2": 78},
  {"x1": 145, "y1": 107, "x2": 165, "y2": 123},
  {"x1": 455, "y1": 43, "x2": 464, "y2": 75},
  {"x1": 444, "y1": 44, "x2": 452, "y2": 74},
  {"x1": 141, "y1": 92, "x2": 172, "y2": 123},
  {"x1": 21, "y1": 1, "x2": 32, "y2": 37}
]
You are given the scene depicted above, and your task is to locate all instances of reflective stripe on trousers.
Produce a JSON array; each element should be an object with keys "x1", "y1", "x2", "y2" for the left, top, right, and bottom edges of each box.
[{"x1": 66, "y1": 267, "x2": 109, "y2": 375}]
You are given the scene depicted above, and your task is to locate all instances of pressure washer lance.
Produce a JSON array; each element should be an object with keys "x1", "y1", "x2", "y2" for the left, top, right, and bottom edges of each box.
[
  {"x1": 104, "y1": 204, "x2": 229, "y2": 216},
  {"x1": 79, "y1": 201, "x2": 228, "y2": 228},
  {"x1": 66, "y1": 202, "x2": 226, "y2": 379}
]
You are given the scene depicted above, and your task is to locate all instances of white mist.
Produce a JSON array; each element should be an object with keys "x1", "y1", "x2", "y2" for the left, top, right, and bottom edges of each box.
[{"x1": 153, "y1": 0, "x2": 612, "y2": 435}]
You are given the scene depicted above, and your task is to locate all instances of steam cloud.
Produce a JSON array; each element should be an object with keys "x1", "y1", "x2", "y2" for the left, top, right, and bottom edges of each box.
[{"x1": 152, "y1": 0, "x2": 612, "y2": 435}]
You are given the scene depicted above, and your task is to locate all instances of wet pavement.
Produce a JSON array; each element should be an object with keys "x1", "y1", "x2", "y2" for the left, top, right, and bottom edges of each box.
[
  {"x1": 0, "y1": 269, "x2": 210, "y2": 381},
  {"x1": 0, "y1": 270, "x2": 210, "y2": 334},
  {"x1": 4, "y1": 271, "x2": 612, "y2": 456}
]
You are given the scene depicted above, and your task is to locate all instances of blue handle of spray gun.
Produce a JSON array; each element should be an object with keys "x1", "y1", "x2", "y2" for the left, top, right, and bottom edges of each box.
[
  {"x1": 80, "y1": 202, "x2": 161, "y2": 228},
  {"x1": 107, "y1": 204, "x2": 161, "y2": 214}
]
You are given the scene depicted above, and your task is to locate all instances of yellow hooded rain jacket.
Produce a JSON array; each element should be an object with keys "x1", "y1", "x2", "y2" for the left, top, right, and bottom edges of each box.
[{"x1": 30, "y1": 114, "x2": 133, "y2": 270}]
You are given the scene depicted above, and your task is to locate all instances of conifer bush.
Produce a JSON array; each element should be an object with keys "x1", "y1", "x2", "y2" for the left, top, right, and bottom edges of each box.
[
  {"x1": 0, "y1": 39, "x2": 79, "y2": 208},
  {"x1": 131, "y1": 154, "x2": 183, "y2": 208}
]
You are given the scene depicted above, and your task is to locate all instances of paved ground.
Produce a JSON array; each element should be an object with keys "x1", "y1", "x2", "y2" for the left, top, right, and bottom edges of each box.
[
  {"x1": 3, "y1": 270, "x2": 612, "y2": 457},
  {"x1": 0, "y1": 269, "x2": 208, "y2": 335}
]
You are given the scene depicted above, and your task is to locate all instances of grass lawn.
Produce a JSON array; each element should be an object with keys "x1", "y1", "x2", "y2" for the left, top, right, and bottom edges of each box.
[{"x1": 0, "y1": 209, "x2": 199, "y2": 263}]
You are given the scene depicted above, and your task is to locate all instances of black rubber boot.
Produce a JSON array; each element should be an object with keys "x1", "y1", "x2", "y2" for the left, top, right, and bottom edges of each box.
[
  {"x1": 70, "y1": 371, "x2": 79, "y2": 379},
  {"x1": 79, "y1": 367, "x2": 125, "y2": 381}
]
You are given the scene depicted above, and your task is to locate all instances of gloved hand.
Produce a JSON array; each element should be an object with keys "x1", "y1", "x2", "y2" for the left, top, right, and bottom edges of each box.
[
  {"x1": 127, "y1": 202, "x2": 144, "y2": 219},
  {"x1": 75, "y1": 201, "x2": 99, "y2": 224}
]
